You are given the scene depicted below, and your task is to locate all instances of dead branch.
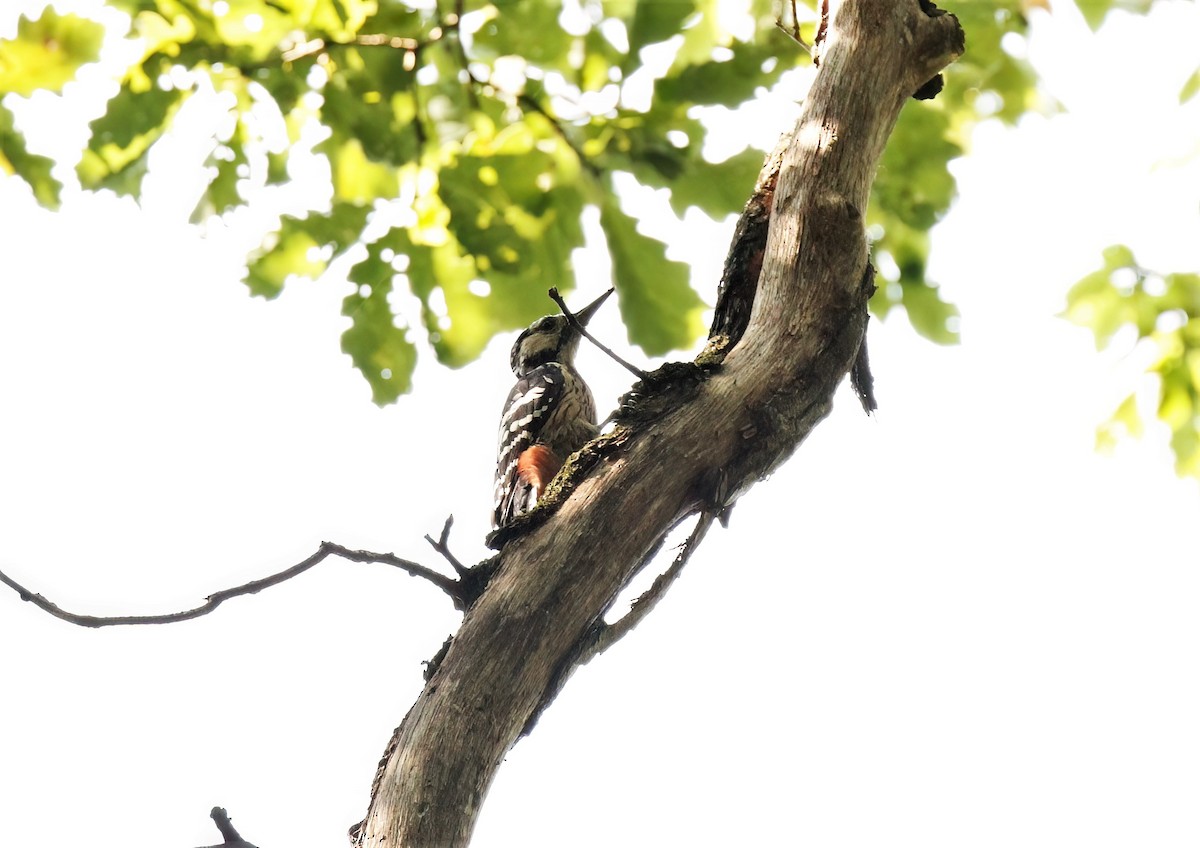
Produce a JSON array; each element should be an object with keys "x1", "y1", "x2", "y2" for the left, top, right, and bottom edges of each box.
[
  {"x1": 583, "y1": 510, "x2": 716, "y2": 662},
  {"x1": 424, "y1": 515, "x2": 469, "y2": 577},
  {"x1": 0, "y1": 539, "x2": 475, "y2": 627}
]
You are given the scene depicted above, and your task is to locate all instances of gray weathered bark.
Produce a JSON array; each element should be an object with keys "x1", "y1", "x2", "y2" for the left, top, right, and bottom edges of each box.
[{"x1": 352, "y1": 1, "x2": 964, "y2": 844}]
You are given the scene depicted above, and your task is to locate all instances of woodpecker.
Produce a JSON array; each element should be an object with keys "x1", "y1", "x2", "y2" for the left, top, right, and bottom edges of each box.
[{"x1": 492, "y1": 290, "x2": 612, "y2": 529}]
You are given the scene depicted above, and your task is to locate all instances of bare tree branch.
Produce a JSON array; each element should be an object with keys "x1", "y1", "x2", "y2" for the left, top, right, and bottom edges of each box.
[
  {"x1": 425, "y1": 515, "x2": 468, "y2": 577},
  {"x1": 0, "y1": 540, "x2": 471, "y2": 627},
  {"x1": 584, "y1": 510, "x2": 716, "y2": 662}
]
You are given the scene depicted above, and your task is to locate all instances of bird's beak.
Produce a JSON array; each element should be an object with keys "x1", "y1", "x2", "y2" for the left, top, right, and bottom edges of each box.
[{"x1": 574, "y1": 288, "x2": 614, "y2": 327}]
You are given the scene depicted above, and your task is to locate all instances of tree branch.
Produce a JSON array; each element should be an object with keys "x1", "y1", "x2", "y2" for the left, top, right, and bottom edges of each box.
[
  {"x1": 583, "y1": 510, "x2": 715, "y2": 662},
  {"x1": 0, "y1": 540, "x2": 473, "y2": 627},
  {"x1": 353, "y1": 3, "x2": 965, "y2": 844},
  {"x1": 424, "y1": 515, "x2": 469, "y2": 578}
]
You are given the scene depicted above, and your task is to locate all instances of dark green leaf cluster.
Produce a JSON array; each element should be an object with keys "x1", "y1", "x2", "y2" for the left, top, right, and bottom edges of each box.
[{"x1": 1065, "y1": 246, "x2": 1200, "y2": 478}]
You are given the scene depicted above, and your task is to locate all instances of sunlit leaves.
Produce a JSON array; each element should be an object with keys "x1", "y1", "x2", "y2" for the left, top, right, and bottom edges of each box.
[
  {"x1": 245, "y1": 203, "x2": 370, "y2": 297},
  {"x1": 662, "y1": 147, "x2": 762, "y2": 219},
  {"x1": 472, "y1": 1, "x2": 571, "y2": 68},
  {"x1": 868, "y1": 102, "x2": 962, "y2": 343},
  {"x1": 1074, "y1": 0, "x2": 1155, "y2": 31},
  {"x1": 600, "y1": 194, "x2": 705, "y2": 356},
  {"x1": 2, "y1": 0, "x2": 811, "y2": 403},
  {"x1": 1180, "y1": 66, "x2": 1200, "y2": 104},
  {"x1": 869, "y1": 222, "x2": 959, "y2": 345},
  {"x1": 654, "y1": 36, "x2": 785, "y2": 108},
  {"x1": 0, "y1": 9, "x2": 103, "y2": 95},
  {"x1": 0, "y1": 103, "x2": 60, "y2": 206},
  {"x1": 627, "y1": 0, "x2": 697, "y2": 58},
  {"x1": 329, "y1": 137, "x2": 399, "y2": 203},
  {"x1": 344, "y1": 240, "x2": 418, "y2": 403},
  {"x1": 1065, "y1": 246, "x2": 1200, "y2": 478},
  {"x1": 1, "y1": 0, "x2": 1047, "y2": 406},
  {"x1": 77, "y1": 78, "x2": 185, "y2": 195},
  {"x1": 942, "y1": 1, "x2": 1038, "y2": 126},
  {"x1": 320, "y1": 43, "x2": 420, "y2": 165}
]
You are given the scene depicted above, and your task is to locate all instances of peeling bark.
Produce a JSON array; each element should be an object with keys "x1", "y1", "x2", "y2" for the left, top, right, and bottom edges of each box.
[{"x1": 351, "y1": 2, "x2": 964, "y2": 845}]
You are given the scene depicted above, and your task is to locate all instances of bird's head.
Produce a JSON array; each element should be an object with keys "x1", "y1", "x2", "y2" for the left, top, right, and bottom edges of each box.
[{"x1": 509, "y1": 289, "x2": 612, "y2": 377}]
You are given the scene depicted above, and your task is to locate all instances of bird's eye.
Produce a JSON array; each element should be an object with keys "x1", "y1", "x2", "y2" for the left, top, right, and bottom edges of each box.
[{"x1": 533, "y1": 317, "x2": 555, "y2": 332}]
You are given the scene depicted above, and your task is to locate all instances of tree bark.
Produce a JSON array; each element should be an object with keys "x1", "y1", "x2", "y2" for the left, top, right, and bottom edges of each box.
[{"x1": 351, "y1": 1, "x2": 964, "y2": 845}]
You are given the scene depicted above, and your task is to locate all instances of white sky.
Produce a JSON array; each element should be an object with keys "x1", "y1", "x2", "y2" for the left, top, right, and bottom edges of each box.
[{"x1": 2, "y1": 2, "x2": 1200, "y2": 847}]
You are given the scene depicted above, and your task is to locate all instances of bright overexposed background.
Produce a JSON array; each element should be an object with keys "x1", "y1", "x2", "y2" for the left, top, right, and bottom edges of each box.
[{"x1": 2, "y1": 2, "x2": 1199, "y2": 847}]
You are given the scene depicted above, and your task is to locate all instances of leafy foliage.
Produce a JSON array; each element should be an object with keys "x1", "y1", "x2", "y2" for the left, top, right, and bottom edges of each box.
[
  {"x1": 1074, "y1": 0, "x2": 1155, "y2": 30},
  {"x1": 1065, "y1": 246, "x2": 1200, "y2": 478},
  {"x1": 1, "y1": 102, "x2": 60, "y2": 206},
  {"x1": 1, "y1": 0, "x2": 1046, "y2": 403},
  {"x1": 0, "y1": 8, "x2": 103, "y2": 95},
  {"x1": 1180, "y1": 65, "x2": 1200, "y2": 104}
]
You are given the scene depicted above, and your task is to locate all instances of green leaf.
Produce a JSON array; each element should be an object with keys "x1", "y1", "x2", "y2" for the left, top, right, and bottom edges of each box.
[
  {"x1": 1180, "y1": 66, "x2": 1200, "y2": 104},
  {"x1": 1065, "y1": 246, "x2": 1200, "y2": 479},
  {"x1": 1075, "y1": 0, "x2": 1115, "y2": 29},
  {"x1": 899, "y1": 277, "x2": 959, "y2": 345},
  {"x1": 655, "y1": 37, "x2": 785, "y2": 108},
  {"x1": 0, "y1": 9, "x2": 104, "y2": 95},
  {"x1": 628, "y1": 0, "x2": 697, "y2": 55},
  {"x1": 0, "y1": 103, "x2": 61, "y2": 207},
  {"x1": 77, "y1": 79, "x2": 185, "y2": 195},
  {"x1": 874, "y1": 104, "x2": 960, "y2": 231},
  {"x1": 320, "y1": 64, "x2": 419, "y2": 166},
  {"x1": 473, "y1": 1, "x2": 572, "y2": 68},
  {"x1": 1075, "y1": 0, "x2": 1153, "y2": 30},
  {"x1": 664, "y1": 147, "x2": 762, "y2": 218},
  {"x1": 671, "y1": 0, "x2": 726, "y2": 68},
  {"x1": 377, "y1": 225, "x2": 497, "y2": 368},
  {"x1": 1095, "y1": 393, "x2": 1143, "y2": 453},
  {"x1": 244, "y1": 221, "x2": 327, "y2": 298},
  {"x1": 1100, "y1": 243, "x2": 1136, "y2": 271},
  {"x1": 344, "y1": 242, "x2": 418, "y2": 404},
  {"x1": 328, "y1": 137, "x2": 399, "y2": 204},
  {"x1": 439, "y1": 135, "x2": 585, "y2": 275},
  {"x1": 1063, "y1": 245, "x2": 1141, "y2": 347},
  {"x1": 193, "y1": 114, "x2": 251, "y2": 221},
  {"x1": 599, "y1": 194, "x2": 705, "y2": 355},
  {"x1": 245, "y1": 204, "x2": 371, "y2": 297},
  {"x1": 1064, "y1": 268, "x2": 1123, "y2": 347},
  {"x1": 941, "y1": 1, "x2": 1038, "y2": 126}
]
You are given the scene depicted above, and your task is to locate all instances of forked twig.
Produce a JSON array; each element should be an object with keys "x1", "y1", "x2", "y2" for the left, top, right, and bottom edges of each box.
[{"x1": 425, "y1": 515, "x2": 469, "y2": 577}]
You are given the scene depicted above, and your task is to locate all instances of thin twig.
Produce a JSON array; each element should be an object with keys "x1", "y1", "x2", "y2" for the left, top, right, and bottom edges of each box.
[
  {"x1": 548, "y1": 287, "x2": 648, "y2": 380},
  {"x1": 775, "y1": 0, "x2": 811, "y2": 50},
  {"x1": 0, "y1": 541, "x2": 466, "y2": 627},
  {"x1": 582, "y1": 510, "x2": 715, "y2": 661},
  {"x1": 425, "y1": 514, "x2": 469, "y2": 577}
]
